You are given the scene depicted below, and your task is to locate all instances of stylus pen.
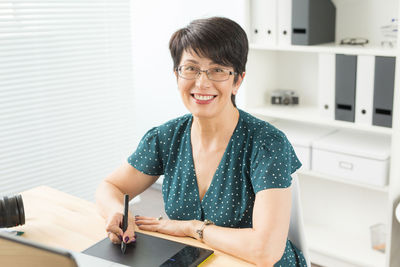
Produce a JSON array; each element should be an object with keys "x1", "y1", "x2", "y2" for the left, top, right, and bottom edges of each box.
[{"x1": 121, "y1": 194, "x2": 129, "y2": 254}]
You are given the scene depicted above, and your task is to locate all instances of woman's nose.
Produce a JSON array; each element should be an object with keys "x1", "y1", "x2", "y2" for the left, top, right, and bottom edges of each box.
[{"x1": 195, "y1": 71, "x2": 211, "y2": 88}]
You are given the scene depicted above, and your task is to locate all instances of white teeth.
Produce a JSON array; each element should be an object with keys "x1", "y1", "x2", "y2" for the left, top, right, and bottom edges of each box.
[{"x1": 194, "y1": 94, "x2": 214, "y2": 101}]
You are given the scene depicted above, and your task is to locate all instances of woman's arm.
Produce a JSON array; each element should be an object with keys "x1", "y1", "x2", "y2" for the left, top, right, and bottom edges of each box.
[
  {"x1": 95, "y1": 161, "x2": 159, "y2": 243},
  {"x1": 136, "y1": 186, "x2": 291, "y2": 267},
  {"x1": 194, "y1": 187, "x2": 291, "y2": 266}
]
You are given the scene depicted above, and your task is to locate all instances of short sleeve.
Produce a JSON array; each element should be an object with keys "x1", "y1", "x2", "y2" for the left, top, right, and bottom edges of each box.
[
  {"x1": 250, "y1": 133, "x2": 301, "y2": 193},
  {"x1": 127, "y1": 127, "x2": 164, "y2": 176}
]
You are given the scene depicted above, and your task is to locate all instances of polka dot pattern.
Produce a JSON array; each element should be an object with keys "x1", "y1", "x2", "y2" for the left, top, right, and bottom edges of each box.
[{"x1": 128, "y1": 109, "x2": 306, "y2": 266}]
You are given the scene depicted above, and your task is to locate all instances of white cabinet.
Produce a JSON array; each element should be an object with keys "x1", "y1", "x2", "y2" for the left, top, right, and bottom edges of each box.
[{"x1": 239, "y1": 0, "x2": 400, "y2": 266}]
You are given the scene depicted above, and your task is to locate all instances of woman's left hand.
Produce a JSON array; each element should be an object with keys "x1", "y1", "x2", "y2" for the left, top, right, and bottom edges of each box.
[{"x1": 135, "y1": 216, "x2": 195, "y2": 237}]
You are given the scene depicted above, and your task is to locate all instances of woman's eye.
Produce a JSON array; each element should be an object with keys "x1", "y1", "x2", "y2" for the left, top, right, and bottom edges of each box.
[
  {"x1": 213, "y1": 68, "x2": 224, "y2": 73},
  {"x1": 185, "y1": 66, "x2": 197, "y2": 71}
]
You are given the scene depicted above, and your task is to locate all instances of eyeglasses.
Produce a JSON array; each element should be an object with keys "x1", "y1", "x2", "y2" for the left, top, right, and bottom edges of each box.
[
  {"x1": 340, "y1": 38, "x2": 369, "y2": 46},
  {"x1": 176, "y1": 65, "x2": 237, "y2": 82}
]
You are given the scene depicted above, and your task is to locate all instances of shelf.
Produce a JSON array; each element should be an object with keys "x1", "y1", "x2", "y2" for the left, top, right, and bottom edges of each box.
[
  {"x1": 298, "y1": 170, "x2": 389, "y2": 193},
  {"x1": 249, "y1": 43, "x2": 398, "y2": 57},
  {"x1": 248, "y1": 106, "x2": 393, "y2": 135},
  {"x1": 305, "y1": 223, "x2": 386, "y2": 267}
]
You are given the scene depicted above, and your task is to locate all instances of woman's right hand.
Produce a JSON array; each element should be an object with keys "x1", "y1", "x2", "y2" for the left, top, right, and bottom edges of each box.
[{"x1": 105, "y1": 212, "x2": 136, "y2": 244}]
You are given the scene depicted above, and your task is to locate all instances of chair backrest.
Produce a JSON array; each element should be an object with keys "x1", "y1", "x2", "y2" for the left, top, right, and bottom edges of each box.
[{"x1": 288, "y1": 173, "x2": 311, "y2": 266}]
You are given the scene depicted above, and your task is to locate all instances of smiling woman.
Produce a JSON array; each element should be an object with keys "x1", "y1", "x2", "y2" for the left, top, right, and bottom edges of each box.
[{"x1": 96, "y1": 17, "x2": 307, "y2": 267}]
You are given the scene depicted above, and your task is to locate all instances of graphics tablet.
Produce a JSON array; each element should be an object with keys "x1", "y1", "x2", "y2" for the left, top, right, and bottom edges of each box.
[{"x1": 83, "y1": 232, "x2": 214, "y2": 267}]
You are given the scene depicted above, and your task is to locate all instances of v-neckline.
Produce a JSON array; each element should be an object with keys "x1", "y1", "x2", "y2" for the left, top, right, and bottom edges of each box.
[{"x1": 188, "y1": 110, "x2": 241, "y2": 204}]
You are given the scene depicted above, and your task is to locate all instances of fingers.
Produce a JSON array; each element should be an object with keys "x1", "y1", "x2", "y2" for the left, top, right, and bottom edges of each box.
[
  {"x1": 107, "y1": 231, "x2": 122, "y2": 244},
  {"x1": 135, "y1": 216, "x2": 162, "y2": 233},
  {"x1": 122, "y1": 216, "x2": 137, "y2": 244},
  {"x1": 106, "y1": 223, "x2": 124, "y2": 242},
  {"x1": 135, "y1": 219, "x2": 160, "y2": 225},
  {"x1": 106, "y1": 223, "x2": 124, "y2": 235},
  {"x1": 135, "y1": 215, "x2": 159, "y2": 221},
  {"x1": 105, "y1": 212, "x2": 139, "y2": 245},
  {"x1": 135, "y1": 218, "x2": 186, "y2": 237},
  {"x1": 135, "y1": 215, "x2": 162, "y2": 224},
  {"x1": 105, "y1": 213, "x2": 124, "y2": 244},
  {"x1": 137, "y1": 224, "x2": 159, "y2": 232},
  {"x1": 106, "y1": 215, "x2": 167, "y2": 243}
]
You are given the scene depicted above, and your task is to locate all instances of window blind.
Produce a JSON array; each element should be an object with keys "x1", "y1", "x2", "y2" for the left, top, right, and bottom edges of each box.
[{"x1": 0, "y1": 0, "x2": 136, "y2": 201}]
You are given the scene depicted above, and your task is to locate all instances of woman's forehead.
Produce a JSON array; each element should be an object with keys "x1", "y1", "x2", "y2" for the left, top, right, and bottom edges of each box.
[
  {"x1": 180, "y1": 50, "x2": 229, "y2": 68},
  {"x1": 181, "y1": 50, "x2": 213, "y2": 64}
]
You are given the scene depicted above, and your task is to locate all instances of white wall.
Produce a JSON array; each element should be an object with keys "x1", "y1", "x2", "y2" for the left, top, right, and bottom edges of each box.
[{"x1": 130, "y1": 0, "x2": 249, "y2": 138}]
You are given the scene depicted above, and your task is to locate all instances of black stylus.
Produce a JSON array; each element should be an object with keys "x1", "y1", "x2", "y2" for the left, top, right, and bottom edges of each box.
[{"x1": 121, "y1": 194, "x2": 129, "y2": 254}]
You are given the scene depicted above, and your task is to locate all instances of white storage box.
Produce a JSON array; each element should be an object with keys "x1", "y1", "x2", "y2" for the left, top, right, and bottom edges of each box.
[
  {"x1": 272, "y1": 120, "x2": 336, "y2": 171},
  {"x1": 312, "y1": 130, "x2": 391, "y2": 186}
]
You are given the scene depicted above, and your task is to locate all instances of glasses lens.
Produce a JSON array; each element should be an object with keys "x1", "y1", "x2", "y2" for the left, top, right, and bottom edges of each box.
[
  {"x1": 208, "y1": 68, "x2": 230, "y2": 81},
  {"x1": 179, "y1": 65, "x2": 198, "y2": 79}
]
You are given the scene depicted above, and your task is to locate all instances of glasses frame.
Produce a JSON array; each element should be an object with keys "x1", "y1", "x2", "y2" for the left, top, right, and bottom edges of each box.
[
  {"x1": 176, "y1": 65, "x2": 237, "y2": 82},
  {"x1": 340, "y1": 38, "x2": 369, "y2": 46}
]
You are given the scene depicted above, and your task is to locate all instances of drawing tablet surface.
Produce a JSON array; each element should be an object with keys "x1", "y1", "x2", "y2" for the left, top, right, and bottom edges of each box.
[{"x1": 83, "y1": 232, "x2": 213, "y2": 267}]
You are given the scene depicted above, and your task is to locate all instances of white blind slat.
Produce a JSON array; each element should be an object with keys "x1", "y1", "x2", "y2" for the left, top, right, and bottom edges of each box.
[
  {"x1": 0, "y1": 73, "x2": 130, "y2": 95},
  {"x1": 0, "y1": 77, "x2": 130, "y2": 97},
  {"x1": 0, "y1": 66, "x2": 130, "y2": 86},
  {"x1": 0, "y1": 58, "x2": 130, "y2": 77},
  {"x1": 0, "y1": 33, "x2": 130, "y2": 42}
]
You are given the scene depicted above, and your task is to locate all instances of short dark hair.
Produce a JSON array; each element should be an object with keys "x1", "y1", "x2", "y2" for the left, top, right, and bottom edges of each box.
[{"x1": 169, "y1": 17, "x2": 249, "y2": 107}]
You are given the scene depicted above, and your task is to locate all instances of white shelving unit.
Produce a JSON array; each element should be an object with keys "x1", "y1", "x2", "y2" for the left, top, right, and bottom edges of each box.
[
  {"x1": 250, "y1": 43, "x2": 398, "y2": 57},
  {"x1": 239, "y1": 0, "x2": 400, "y2": 266}
]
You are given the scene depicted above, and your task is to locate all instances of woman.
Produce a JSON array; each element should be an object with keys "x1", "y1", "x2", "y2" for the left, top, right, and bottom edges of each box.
[{"x1": 96, "y1": 17, "x2": 307, "y2": 266}]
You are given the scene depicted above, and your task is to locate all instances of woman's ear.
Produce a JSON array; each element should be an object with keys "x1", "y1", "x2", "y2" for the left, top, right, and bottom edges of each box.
[
  {"x1": 238, "y1": 72, "x2": 246, "y2": 85},
  {"x1": 233, "y1": 72, "x2": 245, "y2": 95}
]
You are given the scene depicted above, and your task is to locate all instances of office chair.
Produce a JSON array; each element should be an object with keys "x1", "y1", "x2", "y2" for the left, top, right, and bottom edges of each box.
[{"x1": 288, "y1": 173, "x2": 311, "y2": 266}]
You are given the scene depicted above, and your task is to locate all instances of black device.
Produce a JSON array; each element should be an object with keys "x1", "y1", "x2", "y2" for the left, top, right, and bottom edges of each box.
[
  {"x1": 271, "y1": 89, "x2": 299, "y2": 105},
  {"x1": 83, "y1": 232, "x2": 214, "y2": 267},
  {"x1": 0, "y1": 194, "x2": 25, "y2": 228}
]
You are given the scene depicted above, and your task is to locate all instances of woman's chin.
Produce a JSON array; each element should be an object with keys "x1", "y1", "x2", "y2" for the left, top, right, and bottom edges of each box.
[{"x1": 190, "y1": 109, "x2": 216, "y2": 119}]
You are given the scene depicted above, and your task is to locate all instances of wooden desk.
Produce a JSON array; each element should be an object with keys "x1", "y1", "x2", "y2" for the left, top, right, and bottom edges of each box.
[{"x1": 13, "y1": 186, "x2": 252, "y2": 266}]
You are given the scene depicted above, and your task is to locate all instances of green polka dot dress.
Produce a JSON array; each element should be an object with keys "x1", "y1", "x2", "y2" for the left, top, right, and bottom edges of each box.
[{"x1": 128, "y1": 109, "x2": 307, "y2": 266}]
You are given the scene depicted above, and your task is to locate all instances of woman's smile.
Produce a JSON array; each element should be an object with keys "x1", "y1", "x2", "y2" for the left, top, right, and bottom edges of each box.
[{"x1": 191, "y1": 93, "x2": 217, "y2": 104}]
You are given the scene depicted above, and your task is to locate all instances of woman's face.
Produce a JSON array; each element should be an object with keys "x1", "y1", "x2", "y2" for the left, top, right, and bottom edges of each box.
[{"x1": 175, "y1": 50, "x2": 243, "y2": 119}]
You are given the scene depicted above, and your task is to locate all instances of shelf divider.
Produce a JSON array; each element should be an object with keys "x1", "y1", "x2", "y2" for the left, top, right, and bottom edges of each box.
[
  {"x1": 249, "y1": 43, "x2": 398, "y2": 57},
  {"x1": 248, "y1": 106, "x2": 393, "y2": 135},
  {"x1": 298, "y1": 170, "x2": 389, "y2": 193}
]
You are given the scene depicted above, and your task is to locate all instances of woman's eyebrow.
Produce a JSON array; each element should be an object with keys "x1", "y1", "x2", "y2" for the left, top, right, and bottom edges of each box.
[
  {"x1": 209, "y1": 61, "x2": 228, "y2": 67},
  {"x1": 183, "y1": 59, "x2": 199, "y2": 64}
]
